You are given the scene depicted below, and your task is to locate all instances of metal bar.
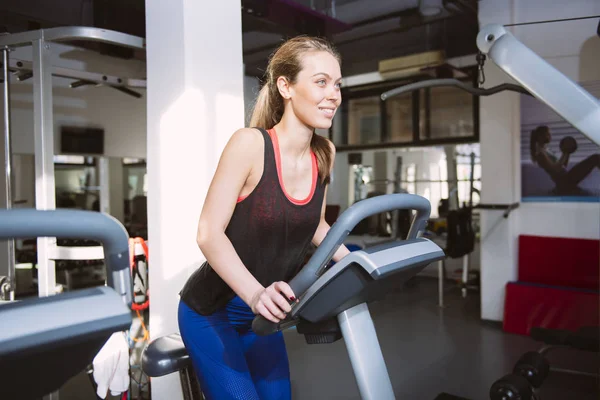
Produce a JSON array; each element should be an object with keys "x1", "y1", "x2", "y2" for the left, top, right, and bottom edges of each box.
[
  {"x1": 49, "y1": 246, "x2": 105, "y2": 261},
  {"x1": 438, "y1": 259, "x2": 445, "y2": 307},
  {"x1": 6, "y1": 58, "x2": 147, "y2": 88},
  {"x1": 550, "y1": 367, "x2": 600, "y2": 378},
  {"x1": 461, "y1": 254, "x2": 469, "y2": 298},
  {"x1": 32, "y1": 37, "x2": 57, "y2": 298},
  {"x1": 0, "y1": 27, "x2": 145, "y2": 50},
  {"x1": 0, "y1": 209, "x2": 132, "y2": 305},
  {"x1": 367, "y1": 178, "x2": 481, "y2": 184},
  {"x1": 380, "y1": 79, "x2": 531, "y2": 101},
  {"x1": 477, "y1": 24, "x2": 600, "y2": 145},
  {"x1": 2, "y1": 48, "x2": 15, "y2": 301},
  {"x1": 337, "y1": 303, "x2": 395, "y2": 400},
  {"x1": 99, "y1": 157, "x2": 111, "y2": 214},
  {"x1": 468, "y1": 152, "x2": 475, "y2": 207}
]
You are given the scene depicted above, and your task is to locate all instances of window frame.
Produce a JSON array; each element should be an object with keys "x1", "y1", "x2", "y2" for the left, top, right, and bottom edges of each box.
[{"x1": 330, "y1": 70, "x2": 480, "y2": 150}]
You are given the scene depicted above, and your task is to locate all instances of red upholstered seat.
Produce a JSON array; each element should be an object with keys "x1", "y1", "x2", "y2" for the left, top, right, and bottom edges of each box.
[
  {"x1": 517, "y1": 235, "x2": 599, "y2": 290},
  {"x1": 503, "y1": 282, "x2": 599, "y2": 335},
  {"x1": 503, "y1": 235, "x2": 600, "y2": 335}
]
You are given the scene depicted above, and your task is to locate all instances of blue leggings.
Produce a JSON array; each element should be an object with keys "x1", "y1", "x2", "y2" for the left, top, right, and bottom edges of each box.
[{"x1": 178, "y1": 297, "x2": 291, "y2": 400}]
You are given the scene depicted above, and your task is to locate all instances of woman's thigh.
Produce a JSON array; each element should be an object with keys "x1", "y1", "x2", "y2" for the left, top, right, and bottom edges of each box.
[
  {"x1": 241, "y1": 330, "x2": 291, "y2": 400},
  {"x1": 178, "y1": 300, "x2": 260, "y2": 400}
]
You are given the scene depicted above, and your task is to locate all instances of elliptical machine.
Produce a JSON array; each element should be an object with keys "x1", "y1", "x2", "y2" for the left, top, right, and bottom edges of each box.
[{"x1": 143, "y1": 193, "x2": 446, "y2": 399}]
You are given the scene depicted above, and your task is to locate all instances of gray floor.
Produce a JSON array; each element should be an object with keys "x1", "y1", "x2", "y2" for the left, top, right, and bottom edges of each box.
[
  {"x1": 283, "y1": 278, "x2": 599, "y2": 400},
  {"x1": 60, "y1": 277, "x2": 599, "y2": 400}
]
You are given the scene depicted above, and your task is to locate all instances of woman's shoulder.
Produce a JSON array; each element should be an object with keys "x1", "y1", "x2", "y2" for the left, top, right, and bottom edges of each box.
[
  {"x1": 226, "y1": 128, "x2": 264, "y2": 151},
  {"x1": 231, "y1": 127, "x2": 264, "y2": 142}
]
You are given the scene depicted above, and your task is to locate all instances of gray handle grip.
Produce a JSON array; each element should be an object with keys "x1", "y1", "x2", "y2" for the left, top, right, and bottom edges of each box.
[
  {"x1": 252, "y1": 193, "x2": 431, "y2": 335},
  {"x1": 0, "y1": 209, "x2": 133, "y2": 306}
]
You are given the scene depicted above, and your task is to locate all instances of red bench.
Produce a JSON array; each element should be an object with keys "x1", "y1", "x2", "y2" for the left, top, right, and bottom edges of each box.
[{"x1": 503, "y1": 235, "x2": 600, "y2": 336}]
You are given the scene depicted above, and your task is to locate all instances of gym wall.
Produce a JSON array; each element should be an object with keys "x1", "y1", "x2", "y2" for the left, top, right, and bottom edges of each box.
[
  {"x1": 0, "y1": 42, "x2": 147, "y2": 159},
  {"x1": 478, "y1": 0, "x2": 600, "y2": 321}
]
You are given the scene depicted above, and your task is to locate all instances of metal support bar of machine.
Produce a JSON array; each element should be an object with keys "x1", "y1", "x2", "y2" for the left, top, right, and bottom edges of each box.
[
  {"x1": 0, "y1": 27, "x2": 145, "y2": 50},
  {"x1": 2, "y1": 47, "x2": 15, "y2": 301},
  {"x1": 32, "y1": 38, "x2": 57, "y2": 298},
  {"x1": 49, "y1": 246, "x2": 105, "y2": 261},
  {"x1": 99, "y1": 157, "x2": 111, "y2": 215},
  {"x1": 5, "y1": 58, "x2": 147, "y2": 88},
  {"x1": 461, "y1": 254, "x2": 469, "y2": 298},
  {"x1": 338, "y1": 303, "x2": 395, "y2": 400},
  {"x1": 477, "y1": 24, "x2": 600, "y2": 145},
  {"x1": 438, "y1": 259, "x2": 445, "y2": 308}
]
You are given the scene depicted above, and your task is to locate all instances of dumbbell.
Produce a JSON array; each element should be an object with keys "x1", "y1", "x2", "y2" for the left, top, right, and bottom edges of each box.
[
  {"x1": 490, "y1": 373, "x2": 533, "y2": 400},
  {"x1": 513, "y1": 351, "x2": 550, "y2": 389},
  {"x1": 559, "y1": 136, "x2": 577, "y2": 154}
]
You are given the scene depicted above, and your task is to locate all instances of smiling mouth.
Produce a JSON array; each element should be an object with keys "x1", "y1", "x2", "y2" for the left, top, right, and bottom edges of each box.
[{"x1": 319, "y1": 107, "x2": 335, "y2": 117}]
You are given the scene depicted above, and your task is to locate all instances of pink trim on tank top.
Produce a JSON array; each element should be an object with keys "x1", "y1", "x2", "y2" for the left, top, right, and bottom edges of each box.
[
  {"x1": 268, "y1": 128, "x2": 318, "y2": 205},
  {"x1": 237, "y1": 129, "x2": 318, "y2": 204}
]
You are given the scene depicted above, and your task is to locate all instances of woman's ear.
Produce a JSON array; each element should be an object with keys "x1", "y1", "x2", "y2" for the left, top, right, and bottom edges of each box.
[{"x1": 276, "y1": 76, "x2": 292, "y2": 100}]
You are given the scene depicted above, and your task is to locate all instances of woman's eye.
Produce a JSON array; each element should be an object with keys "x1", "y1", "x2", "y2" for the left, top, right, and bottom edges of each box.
[{"x1": 317, "y1": 79, "x2": 326, "y2": 85}]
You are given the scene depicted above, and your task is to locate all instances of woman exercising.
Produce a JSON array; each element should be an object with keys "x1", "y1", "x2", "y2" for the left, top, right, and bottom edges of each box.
[
  {"x1": 530, "y1": 125, "x2": 600, "y2": 194},
  {"x1": 178, "y1": 36, "x2": 350, "y2": 400}
]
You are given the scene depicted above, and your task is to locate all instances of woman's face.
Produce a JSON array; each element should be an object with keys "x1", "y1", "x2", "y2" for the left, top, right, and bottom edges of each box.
[
  {"x1": 541, "y1": 130, "x2": 551, "y2": 144},
  {"x1": 285, "y1": 51, "x2": 342, "y2": 129}
]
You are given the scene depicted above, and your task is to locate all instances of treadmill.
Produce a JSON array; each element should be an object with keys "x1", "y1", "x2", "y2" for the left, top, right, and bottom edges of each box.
[
  {"x1": 143, "y1": 193, "x2": 445, "y2": 400},
  {"x1": 0, "y1": 209, "x2": 133, "y2": 400}
]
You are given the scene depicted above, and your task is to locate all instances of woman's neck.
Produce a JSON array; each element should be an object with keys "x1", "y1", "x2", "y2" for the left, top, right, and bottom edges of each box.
[{"x1": 273, "y1": 113, "x2": 313, "y2": 160}]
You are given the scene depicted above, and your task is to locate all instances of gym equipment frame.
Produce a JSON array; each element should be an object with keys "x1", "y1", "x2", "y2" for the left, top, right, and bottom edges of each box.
[{"x1": 0, "y1": 27, "x2": 146, "y2": 301}]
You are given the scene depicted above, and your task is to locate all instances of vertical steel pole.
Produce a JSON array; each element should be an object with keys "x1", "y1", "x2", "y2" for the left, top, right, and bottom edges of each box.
[
  {"x1": 33, "y1": 35, "x2": 59, "y2": 400},
  {"x1": 2, "y1": 47, "x2": 15, "y2": 301},
  {"x1": 32, "y1": 37, "x2": 57, "y2": 299},
  {"x1": 99, "y1": 156, "x2": 111, "y2": 214}
]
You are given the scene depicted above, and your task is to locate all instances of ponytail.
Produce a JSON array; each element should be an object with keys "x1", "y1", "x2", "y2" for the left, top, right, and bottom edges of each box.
[
  {"x1": 311, "y1": 133, "x2": 333, "y2": 185},
  {"x1": 249, "y1": 82, "x2": 283, "y2": 129}
]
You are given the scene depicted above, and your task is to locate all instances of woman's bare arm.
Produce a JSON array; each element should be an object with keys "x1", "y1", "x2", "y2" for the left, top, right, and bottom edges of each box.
[{"x1": 196, "y1": 128, "x2": 264, "y2": 305}]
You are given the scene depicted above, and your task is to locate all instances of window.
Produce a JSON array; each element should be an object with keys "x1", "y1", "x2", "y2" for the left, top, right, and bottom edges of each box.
[
  {"x1": 347, "y1": 97, "x2": 381, "y2": 145},
  {"x1": 422, "y1": 86, "x2": 474, "y2": 140},
  {"x1": 385, "y1": 94, "x2": 413, "y2": 143},
  {"x1": 333, "y1": 74, "x2": 479, "y2": 149}
]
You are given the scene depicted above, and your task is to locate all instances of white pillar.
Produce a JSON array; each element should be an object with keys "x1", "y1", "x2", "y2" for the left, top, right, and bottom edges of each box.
[
  {"x1": 145, "y1": 1, "x2": 245, "y2": 398},
  {"x1": 478, "y1": 1, "x2": 521, "y2": 322}
]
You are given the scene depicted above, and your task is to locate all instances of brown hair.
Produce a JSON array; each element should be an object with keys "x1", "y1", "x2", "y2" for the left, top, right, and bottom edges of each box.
[{"x1": 249, "y1": 36, "x2": 341, "y2": 184}]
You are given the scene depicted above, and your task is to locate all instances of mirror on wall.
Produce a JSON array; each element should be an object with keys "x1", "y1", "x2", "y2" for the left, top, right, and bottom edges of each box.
[
  {"x1": 52, "y1": 155, "x2": 148, "y2": 239},
  {"x1": 9, "y1": 154, "x2": 148, "y2": 298}
]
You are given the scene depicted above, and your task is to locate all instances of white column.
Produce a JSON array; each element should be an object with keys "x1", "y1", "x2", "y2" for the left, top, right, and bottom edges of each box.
[
  {"x1": 478, "y1": 1, "x2": 521, "y2": 322},
  {"x1": 32, "y1": 38, "x2": 57, "y2": 298},
  {"x1": 145, "y1": 1, "x2": 245, "y2": 398}
]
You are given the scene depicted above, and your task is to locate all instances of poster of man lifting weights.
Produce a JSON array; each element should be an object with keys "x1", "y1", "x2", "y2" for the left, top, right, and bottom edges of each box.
[{"x1": 520, "y1": 81, "x2": 600, "y2": 202}]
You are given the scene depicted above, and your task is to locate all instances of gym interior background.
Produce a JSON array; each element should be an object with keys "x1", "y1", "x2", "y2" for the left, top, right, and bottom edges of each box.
[{"x1": 0, "y1": 0, "x2": 599, "y2": 399}]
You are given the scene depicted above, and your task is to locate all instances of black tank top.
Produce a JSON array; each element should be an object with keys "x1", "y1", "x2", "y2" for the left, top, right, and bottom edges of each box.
[{"x1": 180, "y1": 128, "x2": 326, "y2": 315}]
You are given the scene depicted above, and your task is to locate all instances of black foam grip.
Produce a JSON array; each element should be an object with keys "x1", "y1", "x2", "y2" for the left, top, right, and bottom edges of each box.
[{"x1": 252, "y1": 316, "x2": 281, "y2": 336}]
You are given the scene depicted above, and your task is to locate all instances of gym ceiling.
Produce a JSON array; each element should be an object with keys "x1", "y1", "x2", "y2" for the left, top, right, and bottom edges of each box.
[{"x1": 0, "y1": 0, "x2": 479, "y2": 79}]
